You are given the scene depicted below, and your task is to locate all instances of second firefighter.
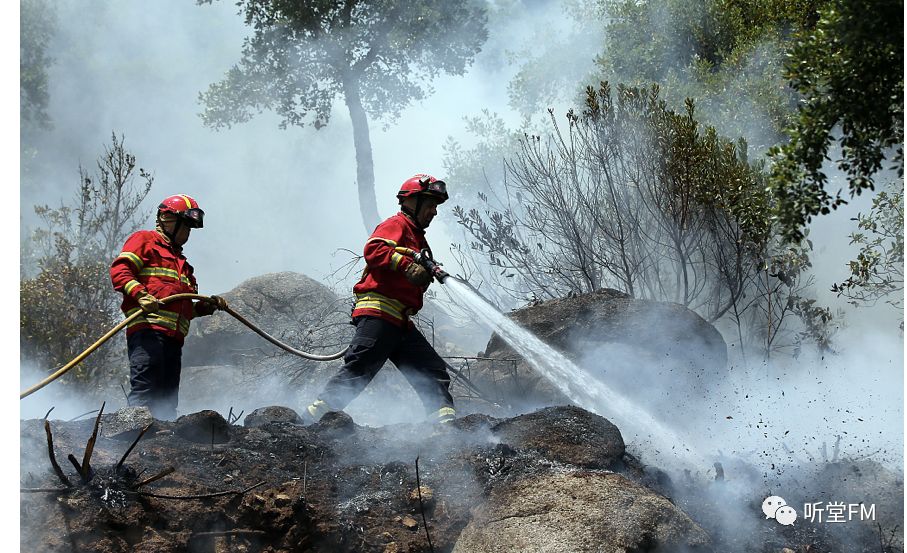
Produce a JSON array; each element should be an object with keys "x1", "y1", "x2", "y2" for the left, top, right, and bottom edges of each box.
[{"x1": 306, "y1": 174, "x2": 455, "y2": 424}]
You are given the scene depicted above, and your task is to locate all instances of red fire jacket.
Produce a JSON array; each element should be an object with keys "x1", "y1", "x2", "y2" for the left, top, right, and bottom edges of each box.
[
  {"x1": 110, "y1": 230, "x2": 199, "y2": 342},
  {"x1": 352, "y1": 212, "x2": 430, "y2": 327}
]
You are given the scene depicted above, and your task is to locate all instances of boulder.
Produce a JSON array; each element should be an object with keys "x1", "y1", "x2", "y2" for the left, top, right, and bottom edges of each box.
[
  {"x1": 452, "y1": 471, "x2": 711, "y2": 553},
  {"x1": 174, "y1": 410, "x2": 230, "y2": 444},
  {"x1": 243, "y1": 406, "x2": 303, "y2": 428},
  {"x1": 182, "y1": 271, "x2": 350, "y2": 368},
  {"x1": 492, "y1": 405, "x2": 624, "y2": 469},
  {"x1": 101, "y1": 406, "x2": 154, "y2": 440},
  {"x1": 466, "y1": 289, "x2": 727, "y2": 413}
]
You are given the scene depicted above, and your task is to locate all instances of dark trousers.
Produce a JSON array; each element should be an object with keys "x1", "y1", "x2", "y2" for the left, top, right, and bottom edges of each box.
[
  {"x1": 319, "y1": 316, "x2": 453, "y2": 414},
  {"x1": 127, "y1": 329, "x2": 183, "y2": 420}
]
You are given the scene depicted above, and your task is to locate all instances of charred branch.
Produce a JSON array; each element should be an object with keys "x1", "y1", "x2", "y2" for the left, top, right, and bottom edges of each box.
[
  {"x1": 133, "y1": 466, "x2": 176, "y2": 489},
  {"x1": 131, "y1": 480, "x2": 266, "y2": 501},
  {"x1": 44, "y1": 420, "x2": 71, "y2": 488},
  {"x1": 415, "y1": 456, "x2": 435, "y2": 553},
  {"x1": 68, "y1": 409, "x2": 100, "y2": 422},
  {"x1": 117, "y1": 423, "x2": 153, "y2": 474},
  {"x1": 67, "y1": 454, "x2": 87, "y2": 482},
  {"x1": 80, "y1": 402, "x2": 105, "y2": 481},
  {"x1": 20, "y1": 487, "x2": 71, "y2": 494},
  {"x1": 189, "y1": 529, "x2": 267, "y2": 539}
]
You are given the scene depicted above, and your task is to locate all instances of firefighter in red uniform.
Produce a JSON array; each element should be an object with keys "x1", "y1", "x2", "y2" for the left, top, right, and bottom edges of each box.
[
  {"x1": 110, "y1": 195, "x2": 225, "y2": 420},
  {"x1": 306, "y1": 175, "x2": 455, "y2": 424}
]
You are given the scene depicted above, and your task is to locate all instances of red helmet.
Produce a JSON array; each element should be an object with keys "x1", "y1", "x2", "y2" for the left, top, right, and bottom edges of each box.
[
  {"x1": 396, "y1": 174, "x2": 448, "y2": 204},
  {"x1": 158, "y1": 194, "x2": 205, "y2": 228}
]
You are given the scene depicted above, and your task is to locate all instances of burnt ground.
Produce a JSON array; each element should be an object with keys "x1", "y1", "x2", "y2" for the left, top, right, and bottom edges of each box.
[{"x1": 20, "y1": 405, "x2": 904, "y2": 553}]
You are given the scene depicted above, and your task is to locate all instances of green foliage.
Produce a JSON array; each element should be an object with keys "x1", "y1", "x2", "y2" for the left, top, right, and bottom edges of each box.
[
  {"x1": 769, "y1": 0, "x2": 904, "y2": 241},
  {"x1": 450, "y1": 83, "x2": 833, "y2": 358},
  {"x1": 21, "y1": 134, "x2": 153, "y2": 386},
  {"x1": 831, "y1": 180, "x2": 904, "y2": 314},
  {"x1": 20, "y1": 0, "x2": 57, "y2": 174},
  {"x1": 598, "y1": 0, "x2": 822, "y2": 151}
]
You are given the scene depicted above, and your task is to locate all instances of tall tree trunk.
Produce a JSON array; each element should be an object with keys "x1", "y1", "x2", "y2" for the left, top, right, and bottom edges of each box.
[{"x1": 342, "y1": 77, "x2": 380, "y2": 234}]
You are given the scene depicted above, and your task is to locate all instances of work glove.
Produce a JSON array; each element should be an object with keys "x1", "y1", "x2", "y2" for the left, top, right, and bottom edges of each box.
[
  {"x1": 194, "y1": 295, "x2": 227, "y2": 317},
  {"x1": 404, "y1": 263, "x2": 432, "y2": 287},
  {"x1": 136, "y1": 291, "x2": 164, "y2": 314}
]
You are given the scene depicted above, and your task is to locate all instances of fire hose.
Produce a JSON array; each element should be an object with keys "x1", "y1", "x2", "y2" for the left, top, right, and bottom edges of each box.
[
  {"x1": 21, "y1": 284, "x2": 493, "y2": 403},
  {"x1": 19, "y1": 293, "x2": 347, "y2": 400}
]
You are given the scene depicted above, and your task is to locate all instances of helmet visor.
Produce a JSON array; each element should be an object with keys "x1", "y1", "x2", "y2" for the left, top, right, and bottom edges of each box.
[
  {"x1": 183, "y1": 208, "x2": 205, "y2": 228},
  {"x1": 425, "y1": 179, "x2": 446, "y2": 196}
]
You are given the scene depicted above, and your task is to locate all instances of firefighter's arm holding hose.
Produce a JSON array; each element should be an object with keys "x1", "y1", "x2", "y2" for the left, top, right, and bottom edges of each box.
[
  {"x1": 111, "y1": 234, "x2": 165, "y2": 313},
  {"x1": 363, "y1": 220, "x2": 433, "y2": 287}
]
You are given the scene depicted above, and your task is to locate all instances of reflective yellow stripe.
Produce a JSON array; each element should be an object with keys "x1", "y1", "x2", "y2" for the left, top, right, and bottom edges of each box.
[
  {"x1": 153, "y1": 309, "x2": 181, "y2": 321},
  {"x1": 124, "y1": 307, "x2": 188, "y2": 334},
  {"x1": 354, "y1": 291, "x2": 407, "y2": 311},
  {"x1": 307, "y1": 400, "x2": 328, "y2": 418},
  {"x1": 139, "y1": 267, "x2": 192, "y2": 285},
  {"x1": 390, "y1": 252, "x2": 404, "y2": 271},
  {"x1": 140, "y1": 267, "x2": 179, "y2": 279},
  {"x1": 139, "y1": 267, "x2": 180, "y2": 279},
  {"x1": 354, "y1": 292, "x2": 408, "y2": 319},
  {"x1": 147, "y1": 314, "x2": 178, "y2": 330},
  {"x1": 124, "y1": 280, "x2": 142, "y2": 295},
  {"x1": 355, "y1": 302, "x2": 403, "y2": 319},
  {"x1": 179, "y1": 195, "x2": 193, "y2": 209},
  {"x1": 367, "y1": 236, "x2": 397, "y2": 246},
  {"x1": 118, "y1": 251, "x2": 144, "y2": 270},
  {"x1": 434, "y1": 406, "x2": 456, "y2": 423}
]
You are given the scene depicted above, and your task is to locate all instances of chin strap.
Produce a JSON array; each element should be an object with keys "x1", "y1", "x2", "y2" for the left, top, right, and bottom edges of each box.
[
  {"x1": 400, "y1": 201, "x2": 426, "y2": 229},
  {"x1": 156, "y1": 214, "x2": 184, "y2": 248}
]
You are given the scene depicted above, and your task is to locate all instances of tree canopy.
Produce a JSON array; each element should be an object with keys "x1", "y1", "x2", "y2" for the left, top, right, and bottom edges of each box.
[
  {"x1": 199, "y1": 0, "x2": 488, "y2": 232},
  {"x1": 597, "y1": 0, "x2": 822, "y2": 149},
  {"x1": 769, "y1": 0, "x2": 904, "y2": 241}
]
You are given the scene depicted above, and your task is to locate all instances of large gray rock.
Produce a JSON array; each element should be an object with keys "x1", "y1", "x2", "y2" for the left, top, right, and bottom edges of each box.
[
  {"x1": 493, "y1": 405, "x2": 625, "y2": 469},
  {"x1": 243, "y1": 406, "x2": 303, "y2": 428},
  {"x1": 174, "y1": 410, "x2": 230, "y2": 444},
  {"x1": 101, "y1": 406, "x2": 154, "y2": 440},
  {"x1": 453, "y1": 471, "x2": 711, "y2": 553},
  {"x1": 182, "y1": 271, "x2": 350, "y2": 367},
  {"x1": 463, "y1": 289, "x2": 727, "y2": 413}
]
